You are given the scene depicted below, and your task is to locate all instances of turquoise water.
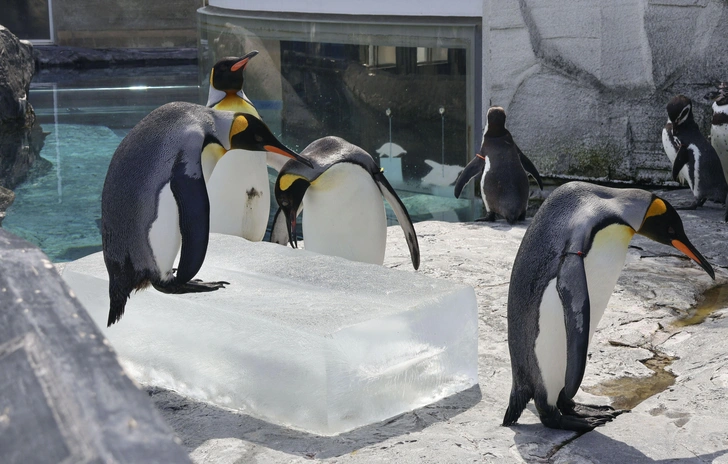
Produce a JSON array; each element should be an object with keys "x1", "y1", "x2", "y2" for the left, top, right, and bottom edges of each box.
[{"x1": 3, "y1": 124, "x2": 122, "y2": 261}]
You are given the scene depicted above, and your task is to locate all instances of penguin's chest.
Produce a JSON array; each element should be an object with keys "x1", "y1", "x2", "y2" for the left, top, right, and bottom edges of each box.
[
  {"x1": 302, "y1": 163, "x2": 387, "y2": 265},
  {"x1": 662, "y1": 125, "x2": 691, "y2": 188},
  {"x1": 534, "y1": 224, "x2": 634, "y2": 404}
]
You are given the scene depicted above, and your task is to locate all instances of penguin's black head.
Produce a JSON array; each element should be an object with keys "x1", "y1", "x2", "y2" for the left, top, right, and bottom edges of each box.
[
  {"x1": 210, "y1": 50, "x2": 259, "y2": 92},
  {"x1": 229, "y1": 114, "x2": 313, "y2": 167},
  {"x1": 274, "y1": 172, "x2": 311, "y2": 248},
  {"x1": 666, "y1": 95, "x2": 693, "y2": 129},
  {"x1": 637, "y1": 195, "x2": 714, "y2": 279},
  {"x1": 704, "y1": 83, "x2": 728, "y2": 106},
  {"x1": 485, "y1": 106, "x2": 507, "y2": 137}
]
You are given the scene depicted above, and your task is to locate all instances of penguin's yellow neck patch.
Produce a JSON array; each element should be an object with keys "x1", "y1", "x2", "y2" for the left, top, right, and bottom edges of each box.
[
  {"x1": 644, "y1": 198, "x2": 667, "y2": 221},
  {"x1": 215, "y1": 95, "x2": 260, "y2": 117},
  {"x1": 279, "y1": 173, "x2": 307, "y2": 191},
  {"x1": 230, "y1": 115, "x2": 249, "y2": 139}
]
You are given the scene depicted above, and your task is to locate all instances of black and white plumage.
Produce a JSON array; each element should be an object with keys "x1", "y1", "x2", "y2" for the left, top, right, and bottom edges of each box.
[
  {"x1": 502, "y1": 181, "x2": 714, "y2": 432},
  {"x1": 271, "y1": 136, "x2": 420, "y2": 270},
  {"x1": 662, "y1": 94, "x2": 728, "y2": 209},
  {"x1": 101, "y1": 102, "x2": 311, "y2": 326},
  {"x1": 454, "y1": 106, "x2": 542, "y2": 224},
  {"x1": 705, "y1": 83, "x2": 728, "y2": 198}
]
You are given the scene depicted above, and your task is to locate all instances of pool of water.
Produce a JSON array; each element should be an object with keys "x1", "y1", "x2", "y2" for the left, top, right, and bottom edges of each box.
[{"x1": 4, "y1": 65, "x2": 476, "y2": 262}]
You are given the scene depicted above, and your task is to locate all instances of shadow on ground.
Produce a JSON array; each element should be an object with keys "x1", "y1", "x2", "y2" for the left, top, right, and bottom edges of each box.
[{"x1": 148, "y1": 384, "x2": 482, "y2": 459}]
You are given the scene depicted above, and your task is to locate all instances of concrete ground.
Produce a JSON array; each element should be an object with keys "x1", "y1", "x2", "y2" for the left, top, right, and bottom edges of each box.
[{"x1": 147, "y1": 187, "x2": 728, "y2": 463}]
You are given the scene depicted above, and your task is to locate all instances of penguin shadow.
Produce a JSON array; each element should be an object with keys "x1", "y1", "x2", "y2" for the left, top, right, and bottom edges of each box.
[
  {"x1": 511, "y1": 414, "x2": 728, "y2": 463},
  {"x1": 147, "y1": 383, "x2": 482, "y2": 459}
]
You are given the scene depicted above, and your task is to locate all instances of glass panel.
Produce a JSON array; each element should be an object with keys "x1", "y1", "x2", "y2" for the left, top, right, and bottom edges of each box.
[
  {"x1": 0, "y1": 0, "x2": 51, "y2": 41},
  {"x1": 198, "y1": 9, "x2": 481, "y2": 222}
]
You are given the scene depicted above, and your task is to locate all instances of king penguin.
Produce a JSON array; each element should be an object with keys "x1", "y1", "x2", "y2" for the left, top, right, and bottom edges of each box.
[
  {"x1": 453, "y1": 106, "x2": 543, "y2": 224},
  {"x1": 705, "y1": 82, "x2": 728, "y2": 220},
  {"x1": 101, "y1": 101, "x2": 312, "y2": 326},
  {"x1": 502, "y1": 181, "x2": 714, "y2": 432},
  {"x1": 203, "y1": 51, "x2": 281, "y2": 241},
  {"x1": 270, "y1": 136, "x2": 420, "y2": 269},
  {"x1": 662, "y1": 94, "x2": 728, "y2": 209}
]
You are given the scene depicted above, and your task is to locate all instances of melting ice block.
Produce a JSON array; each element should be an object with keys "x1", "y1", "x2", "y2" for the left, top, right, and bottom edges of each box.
[{"x1": 61, "y1": 234, "x2": 478, "y2": 436}]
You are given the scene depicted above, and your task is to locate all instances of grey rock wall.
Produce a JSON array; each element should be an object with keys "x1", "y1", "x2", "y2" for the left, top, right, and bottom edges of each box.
[
  {"x1": 483, "y1": 0, "x2": 728, "y2": 183},
  {"x1": 0, "y1": 229, "x2": 190, "y2": 463}
]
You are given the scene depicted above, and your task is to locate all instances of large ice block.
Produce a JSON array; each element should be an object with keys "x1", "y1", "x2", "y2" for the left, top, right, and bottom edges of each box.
[{"x1": 61, "y1": 234, "x2": 478, "y2": 436}]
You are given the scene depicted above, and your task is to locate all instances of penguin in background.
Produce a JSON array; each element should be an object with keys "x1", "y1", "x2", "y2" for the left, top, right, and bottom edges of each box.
[
  {"x1": 203, "y1": 51, "x2": 283, "y2": 241},
  {"x1": 101, "y1": 101, "x2": 312, "y2": 326},
  {"x1": 662, "y1": 94, "x2": 728, "y2": 209},
  {"x1": 502, "y1": 181, "x2": 714, "y2": 432},
  {"x1": 705, "y1": 83, "x2": 728, "y2": 205},
  {"x1": 454, "y1": 106, "x2": 543, "y2": 224},
  {"x1": 270, "y1": 136, "x2": 420, "y2": 270}
]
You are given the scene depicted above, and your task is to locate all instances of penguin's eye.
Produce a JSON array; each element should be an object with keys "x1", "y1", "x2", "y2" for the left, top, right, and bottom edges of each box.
[
  {"x1": 667, "y1": 226, "x2": 675, "y2": 236},
  {"x1": 255, "y1": 134, "x2": 264, "y2": 143},
  {"x1": 281, "y1": 200, "x2": 289, "y2": 207}
]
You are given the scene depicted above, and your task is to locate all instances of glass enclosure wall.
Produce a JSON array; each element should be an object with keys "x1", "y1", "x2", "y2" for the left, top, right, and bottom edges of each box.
[
  {"x1": 197, "y1": 8, "x2": 481, "y2": 223},
  {"x1": 1, "y1": 0, "x2": 53, "y2": 43}
]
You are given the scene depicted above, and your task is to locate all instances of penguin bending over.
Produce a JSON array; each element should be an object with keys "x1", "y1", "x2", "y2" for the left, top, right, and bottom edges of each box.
[
  {"x1": 502, "y1": 181, "x2": 714, "y2": 432},
  {"x1": 705, "y1": 83, "x2": 728, "y2": 205},
  {"x1": 454, "y1": 106, "x2": 542, "y2": 224},
  {"x1": 101, "y1": 101, "x2": 311, "y2": 326},
  {"x1": 271, "y1": 136, "x2": 420, "y2": 269},
  {"x1": 662, "y1": 94, "x2": 728, "y2": 209},
  {"x1": 203, "y1": 51, "x2": 282, "y2": 241}
]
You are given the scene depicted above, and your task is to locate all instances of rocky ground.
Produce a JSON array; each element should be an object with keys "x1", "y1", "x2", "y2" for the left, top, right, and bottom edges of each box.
[{"x1": 140, "y1": 187, "x2": 728, "y2": 463}]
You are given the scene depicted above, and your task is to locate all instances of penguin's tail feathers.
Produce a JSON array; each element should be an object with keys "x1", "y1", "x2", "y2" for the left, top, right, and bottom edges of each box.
[
  {"x1": 502, "y1": 387, "x2": 532, "y2": 426},
  {"x1": 107, "y1": 296, "x2": 127, "y2": 327}
]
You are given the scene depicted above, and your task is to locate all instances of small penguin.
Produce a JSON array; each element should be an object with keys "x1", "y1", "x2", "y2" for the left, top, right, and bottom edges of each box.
[
  {"x1": 271, "y1": 136, "x2": 420, "y2": 269},
  {"x1": 453, "y1": 106, "x2": 543, "y2": 224},
  {"x1": 101, "y1": 101, "x2": 311, "y2": 326},
  {"x1": 705, "y1": 83, "x2": 728, "y2": 188},
  {"x1": 502, "y1": 181, "x2": 714, "y2": 432},
  {"x1": 203, "y1": 51, "x2": 282, "y2": 241},
  {"x1": 662, "y1": 94, "x2": 728, "y2": 209}
]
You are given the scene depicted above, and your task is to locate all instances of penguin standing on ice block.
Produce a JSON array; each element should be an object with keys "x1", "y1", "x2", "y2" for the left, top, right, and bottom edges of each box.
[
  {"x1": 502, "y1": 181, "x2": 714, "y2": 431},
  {"x1": 270, "y1": 136, "x2": 420, "y2": 270},
  {"x1": 101, "y1": 101, "x2": 312, "y2": 326},
  {"x1": 453, "y1": 106, "x2": 542, "y2": 224},
  {"x1": 662, "y1": 94, "x2": 728, "y2": 209},
  {"x1": 203, "y1": 51, "x2": 283, "y2": 241}
]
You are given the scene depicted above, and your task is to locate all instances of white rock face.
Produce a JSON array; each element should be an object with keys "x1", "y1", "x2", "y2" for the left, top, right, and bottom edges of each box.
[{"x1": 61, "y1": 234, "x2": 478, "y2": 436}]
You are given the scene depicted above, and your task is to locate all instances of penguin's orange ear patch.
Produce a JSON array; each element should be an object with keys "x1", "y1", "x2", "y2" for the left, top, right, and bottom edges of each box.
[
  {"x1": 644, "y1": 198, "x2": 667, "y2": 220},
  {"x1": 231, "y1": 115, "x2": 249, "y2": 138}
]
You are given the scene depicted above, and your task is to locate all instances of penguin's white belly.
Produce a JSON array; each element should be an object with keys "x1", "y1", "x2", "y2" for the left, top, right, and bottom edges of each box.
[
  {"x1": 207, "y1": 150, "x2": 270, "y2": 241},
  {"x1": 534, "y1": 224, "x2": 634, "y2": 405},
  {"x1": 148, "y1": 181, "x2": 182, "y2": 280},
  {"x1": 302, "y1": 163, "x2": 386, "y2": 265},
  {"x1": 711, "y1": 124, "x2": 728, "y2": 183},
  {"x1": 479, "y1": 155, "x2": 492, "y2": 212},
  {"x1": 662, "y1": 126, "x2": 691, "y2": 188}
]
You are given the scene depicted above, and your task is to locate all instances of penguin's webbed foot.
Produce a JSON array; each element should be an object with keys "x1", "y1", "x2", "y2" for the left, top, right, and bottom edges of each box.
[
  {"x1": 674, "y1": 198, "x2": 705, "y2": 210},
  {"x1": 475, "y1": 212, "x2": 497, "y2": 222},
  {"x1": 153, "y1": 279, "x2": 230, "y2": 294},
  {"x1": 540, "y1": 413, "x2": 615, "y2": 432},
  {"x1": 567, "y1": 403, "x2": 628, "y2": 420}
]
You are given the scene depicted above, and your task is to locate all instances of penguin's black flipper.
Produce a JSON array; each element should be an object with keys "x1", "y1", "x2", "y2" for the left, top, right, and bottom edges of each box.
[
  {"x1": 374, "y1": 171, "x2": 420, "y2": 270},
  {"x1": 672, "y1": 144, "x2": 691, "y2": 183},
  {"x1": 453, "y1": 155, "x2": 485, "y2": 199},
  {"x1": 516, "y1": 146, "x2": 544, "y2": 190},
  {"x1": 556, "y1": 252, "x2": 591, "y2": 401},
  {"x1": 169, "y1": 161, "x2": 211, "y2": 286}
]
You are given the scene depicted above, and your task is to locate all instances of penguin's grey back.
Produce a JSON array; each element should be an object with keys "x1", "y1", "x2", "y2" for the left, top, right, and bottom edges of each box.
[
  {"x1": 481, "y1": 134, "x2": 530, "y2": 222},
  {"x1": 101, "y1": 102, "x2": 222, "y2": 272}
]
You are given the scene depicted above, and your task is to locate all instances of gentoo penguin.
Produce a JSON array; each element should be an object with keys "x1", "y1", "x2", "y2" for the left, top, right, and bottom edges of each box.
[
  {"x1": 662, "y1": 94, "x2": 728, "y2": 209},
  {"x1": 705, "y1": 83, "x2": 728, "y2": 192},
  {"x1": 453, "y1": 106, "x2": 543, "y2": 224},
  {"x1": 271, "y1": 136, "x2": 420, "y2": 269},
  {"x1": 101, "y1": 101, "x2": 311, "y2": 326},
  {"x1": 203, "y1": 51, "x2": 281, "y2": 241},
  {"x1": 502, "y1": 181, "x2": 714, "y2": 432}
]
